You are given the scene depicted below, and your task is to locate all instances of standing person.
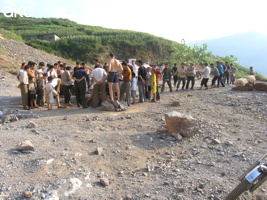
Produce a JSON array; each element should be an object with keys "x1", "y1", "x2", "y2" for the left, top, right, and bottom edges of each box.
[
  {"x1": 210, "y1": 63, "x2": 220, "y2": 88},
  {"x1": 130, "y1": 72, "x2": 137, "y2": 104},
  {"x1": 161, "y1": 63, "x2": 173, "y2": 92},
  {"x1": 90, "y1": 65, "x2": 107, "y2": 108},
  {"x1": 186, "y1": 63, "x2": 196, "y2": 90},
  {"x1": 36, "y1": 73, "x2": 45, "y2": 107},
  {"x1": 120, "y1": 62, "x2": 132, "y2": 106},
  {"x1": 229, "y1": 64, "x2": 237, "y2": 85},
  {"x1": 107, "y1": 53, "x2": 123, "y2": 103},
  {"x1": 27, "y1": 61, "x2": 37, "y2": 79},
  {"x1": 82, "y1": 62, "x2": 93, "y2": 92},
  {"x1": 224, "y1": 62, "x2": 230, "y2": 85},
  {"x1": 73, "y1": 66, "x2": 88, "y2": 108},
  {"x1": 137, "y1": 60, "x2": 147, "y2": 103},
  {"x1": 35, "y1": 62, "x2": 45, "y2": 78},
  {"x1": 61, "y1": 66, "x2": 73, "y2": 109},
  {"x1": 216, "y1": 61, "x2": 225, "y2": 87},
  {"x1": 199, "y1": 63, "x2": 211, "y2": 90},
  {"x1": 17, "y1": 62, "x2": 26, "y2": 80},
  {"x1": 28, "y1": 77, "x2": 38, "y2": 109},
  {"x1": 172, "y1": 63, "x2": 178, "y2": 87},
  {"x1": 146, "y1": 67, "x2": 152, "y2": 101},
  {"x1": 150, "y1": 68, "x2": 157, "y2": 102},
  {"x1": 18, "y1": 66, "x2": 30, "y2": 110},
  {"x1": 131, "y1": 60, "x2": 139, "y2": 78},
  {"x1": 45, "y1": 76, "x2": 54, "y2": 111},
  {"x1": 175, "y1": 63, "x2": 187, "y2": 91},
  {"x1": 151, "y1": 65, "x2": 161, "y2": 101}
]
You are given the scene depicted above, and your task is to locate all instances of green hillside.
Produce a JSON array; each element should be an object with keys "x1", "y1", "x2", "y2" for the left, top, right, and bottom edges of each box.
[{"x1": 0, "y1": 13, "x2": 265, "y2": 80}]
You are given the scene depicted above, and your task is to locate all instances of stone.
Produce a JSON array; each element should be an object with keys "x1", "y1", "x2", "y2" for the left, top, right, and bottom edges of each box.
[
  {"x1": 63, "y1": 116, "x2": 67, "y2": 120},
  {"x1": 254, "y1": 83, "x2": 267, "y2": 91},
  {"x1": 171, "y1": 100, "x2": 181, "y2": 106},
  {"x1": 27, "y1": 121, "x2": 38, "y2": 128},
  {"x1": 164, "y1": 111, "x2": 199, "y2": 137},
  {"x1": 16, "y1": 140, "x2": 34, "y2": 151},
  {"x1": 24, "y1": 191, "x2": 32, "y2": 198},
  {"x1": 95, "y1": 147, "x2": 103, "y2": 155},
  {"x1": 64, "y1": 178, "x2": 83, "y2": 197},
  {"x1": 232, "y1": 83, "x2": 254, "y2": 91},
  {"x1": 100, "y1": 178, "x2": 109, "y2": 187},
  {"x1": 119, "y1": 102, "x2": 128, "y2": 111},
  {"x1": 102, "y1": 101, "x2": 115, "y2": 111},
  {"x1": 212, "y1": 139, "x2": 221, "y2": 144},
  {"x1": 234, "y1": 78, "x2": 248, "y2": 87},
  {"x1": 171, "y1": 132, "x2": 183, "y2": 141},
  {"x1": 147, "y1": 164, "x2": 154, "y2": 172}
]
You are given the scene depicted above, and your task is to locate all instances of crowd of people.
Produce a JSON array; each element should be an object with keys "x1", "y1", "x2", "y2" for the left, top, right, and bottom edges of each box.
[{"x1": 17, "y1": 53, "x2": 238, "y2": 110}]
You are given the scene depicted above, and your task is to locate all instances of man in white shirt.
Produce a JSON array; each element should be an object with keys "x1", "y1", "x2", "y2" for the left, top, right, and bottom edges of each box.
[
  {"x1": 90, "y1": 65, "x2": 107, "y2": 108},
  {"x1": 18, "y1": 66, "x2": 30, "y2": 110},
  {"x1": 131, "y1": 60, "x2": 139, "y2": 78},
  {"x1": 199, "y1": 63, "x2": 211, "y2": 90}
]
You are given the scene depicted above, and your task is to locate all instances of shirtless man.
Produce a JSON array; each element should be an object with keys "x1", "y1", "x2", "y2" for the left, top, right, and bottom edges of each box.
[{"x1": 107, "y1": 53, "x2": 123, "y2": 102}]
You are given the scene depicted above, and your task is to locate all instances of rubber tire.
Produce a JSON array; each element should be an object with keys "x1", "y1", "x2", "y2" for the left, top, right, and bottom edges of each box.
[{"x1": 225, "y1": 179, "x2": 251, "y2": 200}]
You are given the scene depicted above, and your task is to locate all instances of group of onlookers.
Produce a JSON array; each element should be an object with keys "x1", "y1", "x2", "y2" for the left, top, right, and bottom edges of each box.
[{"x1": 17, "y1": 55, "x2": 238, "y2": 110}]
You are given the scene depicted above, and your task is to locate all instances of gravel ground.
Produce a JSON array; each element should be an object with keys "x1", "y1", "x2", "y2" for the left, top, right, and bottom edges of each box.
[{"x1": 0, "y1": 68, "x2": 267, "y2": 200}]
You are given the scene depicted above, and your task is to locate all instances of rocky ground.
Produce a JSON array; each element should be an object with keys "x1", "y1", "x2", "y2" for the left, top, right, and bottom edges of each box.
[{"x1": 0, "y1": 67, "x2": 267, "y2": 200}]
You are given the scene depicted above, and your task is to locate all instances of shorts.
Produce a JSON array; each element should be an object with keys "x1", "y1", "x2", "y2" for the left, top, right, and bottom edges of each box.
[
  {"x1": 107, "y1": 72, "x2": 119, "y2": 83},
  {"x1": 131, "y1": 90, "x2": 136, "y2": 99}
]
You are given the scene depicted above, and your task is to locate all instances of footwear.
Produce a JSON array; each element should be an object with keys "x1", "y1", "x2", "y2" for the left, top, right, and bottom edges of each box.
[
  {"x1": 68, "y1": 103, "x2": 74, "y2": 106},
  {"x1": 58, "y1": 106, "x2": 63, "y2": 108},
  {"x1": 63, "y1": 106, "x2": 70, "y2": 109},
  {"x1": 83, "y1": 106, "x2": 89, "y2": 109}
]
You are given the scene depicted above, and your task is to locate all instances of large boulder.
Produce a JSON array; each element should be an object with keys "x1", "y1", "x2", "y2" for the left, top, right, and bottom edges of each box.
[
  {"x1": 164, "y1": 111, "x2": 199, "y2": 137},
  {"x1": 232, "y1": 83, "x2": 254, "y2": 91},
  {"x1": 234, "y1": 78, "x2": 248, "y2": 87},
  {"x1": 254, "y1": 83, "x2": 267, "y2": 91},
  {"x1": 244, "y1": 75, "x2": 256, "y2": 84}
]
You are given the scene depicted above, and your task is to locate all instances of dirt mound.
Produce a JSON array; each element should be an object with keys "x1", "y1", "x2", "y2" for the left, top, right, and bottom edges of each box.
[{"x1": 0, "y1": 38, "x2": 72, "y2": 67}]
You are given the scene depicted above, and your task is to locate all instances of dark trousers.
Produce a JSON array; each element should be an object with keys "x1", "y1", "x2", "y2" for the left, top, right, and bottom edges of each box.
[
  {"x1": 91, "y1": 82, "x2": 106, "y2": 108},
  {"x1": 173, "y1": 75, "x2": 178, "y2": 86},
  {"x1": 217, "y1": 75, "x2": 225, "y2": 87},
  {"x1": 36, "y1": 88, "x2": 45, "y2": 106},
  {"x1": 62, "y1": 85, "x2": 71, "y2": 104},
  {"x1": 161, "y1": 79, "x2": 172, "y2": 92},
  {"x1": 201, "y1": 78, "x2": 209, "y2": 88},
  {"x1": 75, "y1": 84, "x2": 87, "y2": 108},
  {"x1": 186, "y1": 76, "x2": 195, "y2": 89},
  {"x1": 224, "y1": 72, "x2": 230, "y2": 84},
  {"x1": 156, "y1": 82, "x2": 160, "y2": 100},
  {"x1": 176, "y1": 77, "x2": 185, "y2": 89},
  {"x1": 120, "y1": 81, "x2": 131, "y2": 105},
  {"x1": 212, "y1": 76, "x2": 219, "y2": 86}
]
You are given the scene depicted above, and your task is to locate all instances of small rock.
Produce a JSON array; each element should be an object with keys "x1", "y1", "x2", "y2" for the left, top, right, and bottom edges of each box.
[
  {"x1": 27, "y1": 121, "x2": 38, "y2": 128},
  {"x1": 63, "y1": 116, "x2": 67, "y2": 120},
  {"x1": 171, "y1": 100, "x2": 181, "y2": 106},
  {"x1": 212, "y1": 138, "x2": 221, "y2": 144},
  {"x1": 95, "y1": 147, "x2": 103, "y2": 155},
  {"x1": 147, "y1": 164, "x2": 154, "y2": 172},
  {"x1": 171, "y1": 132, "x2": 183, "y2": 141},
  {"x1": 16, "y1": 140, "x2": 34, "y2": 151},
  {"x1": 24, "y1": 191, "x2": 32, "y2": 198},
  {"x1": 99, "y1": 178, "x2": 109, "y2": 187},
  {"x1": 177, "y1": 188, "x2": 185, "y2": 192}
]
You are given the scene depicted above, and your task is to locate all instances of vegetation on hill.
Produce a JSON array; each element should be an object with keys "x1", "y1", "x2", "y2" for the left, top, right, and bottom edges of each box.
[{"x1": 0, "y1": 13, "x2": 265, "y2": 80}]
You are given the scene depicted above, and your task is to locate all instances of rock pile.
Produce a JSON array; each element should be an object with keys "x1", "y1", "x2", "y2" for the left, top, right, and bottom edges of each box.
[{"x1": 0, "y1": 109, "x2": 40, "y2": 124}]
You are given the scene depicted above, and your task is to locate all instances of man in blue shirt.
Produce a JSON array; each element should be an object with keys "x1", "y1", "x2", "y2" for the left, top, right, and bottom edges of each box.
[
  {"x1": 216, "y1": 61, "x2": 225, "y2": 87},
  {"x1": 73, "y1": 66, "x2": 88, "y2": 108}
]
